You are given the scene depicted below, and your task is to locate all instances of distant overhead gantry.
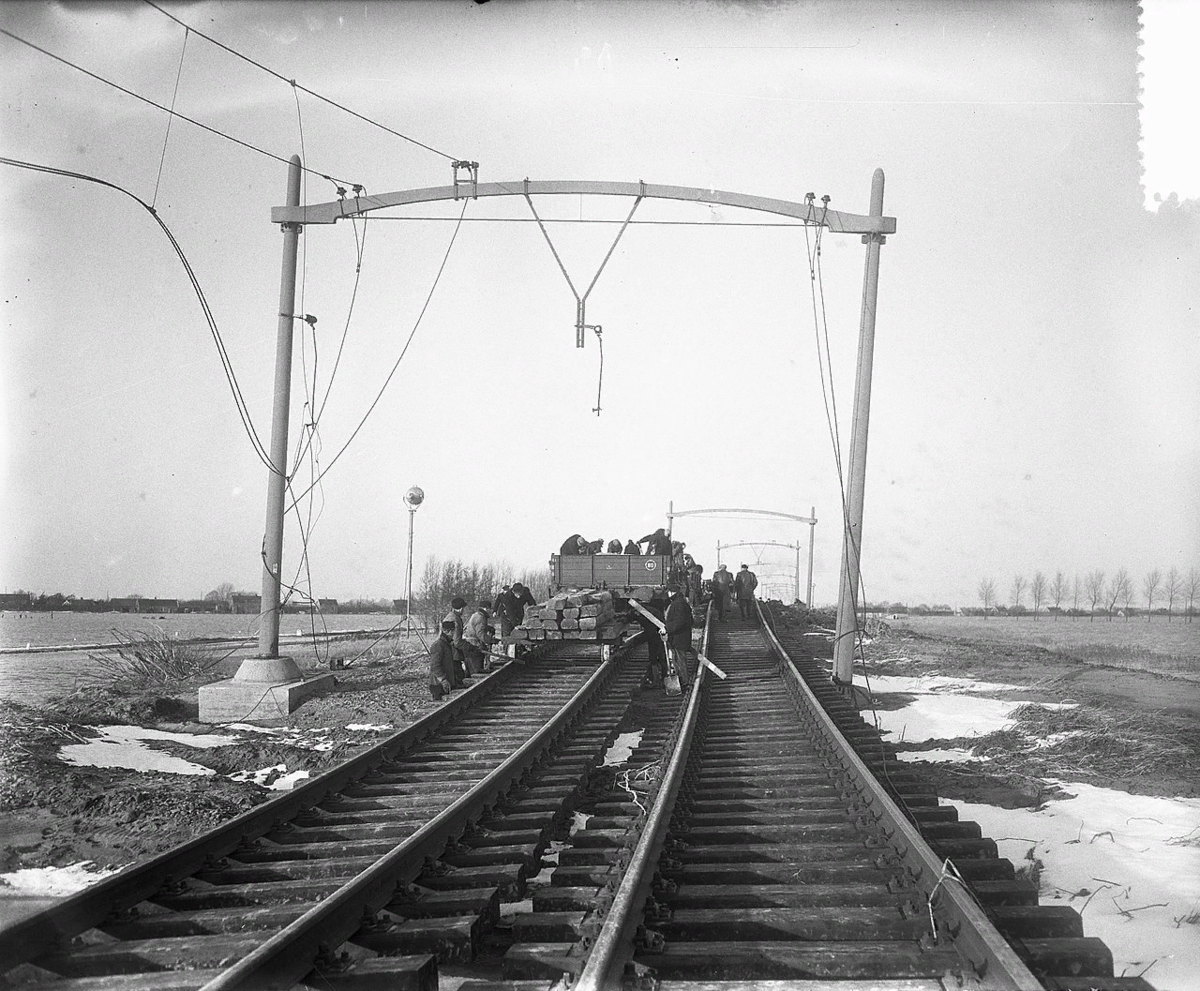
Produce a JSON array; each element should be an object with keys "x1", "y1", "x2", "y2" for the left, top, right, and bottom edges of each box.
[{"x1": 667, "y1": 504, "x2": 817, "y2": 608}]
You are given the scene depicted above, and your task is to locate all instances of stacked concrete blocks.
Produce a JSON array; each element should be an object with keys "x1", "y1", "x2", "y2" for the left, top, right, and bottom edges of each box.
[{"x1": 510, "y1": 590, "x2": 618, "y2": 642}]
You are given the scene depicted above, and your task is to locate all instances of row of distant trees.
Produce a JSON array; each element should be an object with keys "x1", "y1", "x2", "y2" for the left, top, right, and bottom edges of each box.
[
  {"x1": 976, "y1": 567, "x2": 1199, "y2": 621},
  {"x1": 417, "y1": 556, "x2": 551, "y2": 629}
]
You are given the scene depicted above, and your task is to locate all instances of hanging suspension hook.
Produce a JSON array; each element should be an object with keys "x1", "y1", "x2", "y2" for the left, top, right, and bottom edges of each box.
[
  {"x1": 523, "y1": 186, "x2": 643, "y2": 348},
  {"x1": 590, "y1": 324, "x2": 604, "y2": 415}
]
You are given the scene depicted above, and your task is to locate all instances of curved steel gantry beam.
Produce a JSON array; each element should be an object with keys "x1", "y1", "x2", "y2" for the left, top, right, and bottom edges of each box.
[
  {"x1": 669, "y1": 506, "x2": 817, "y2": 525},
  {"x1": 272, "y1": 179, "x2": 896, "y2": 235}
]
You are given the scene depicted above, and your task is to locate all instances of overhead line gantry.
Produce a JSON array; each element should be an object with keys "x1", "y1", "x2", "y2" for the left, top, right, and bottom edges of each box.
[{"x1": 256, "y1": 164, "x2": 893, "y2": 694}]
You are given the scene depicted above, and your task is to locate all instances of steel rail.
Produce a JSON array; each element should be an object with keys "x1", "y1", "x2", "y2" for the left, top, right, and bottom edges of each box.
[
  {"x1": 574, "y1": 602, "x2": 715, "y2": 991},
  {"x1": 755, "y1": 602, "x2": 1043, "y2": 990},
  {"x1": 271, "y1": 179, "x2": 897, "y2": 235},
  {"x1": 0, "y1": 654, "x2": 532, "y2": 969},
  {"x1": 198, "y1": 645, "x2": 625, "y2": 990}
]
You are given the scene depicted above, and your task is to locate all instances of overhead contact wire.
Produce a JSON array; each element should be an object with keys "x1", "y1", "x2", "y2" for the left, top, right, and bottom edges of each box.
[
  {"x1": 0, "y1": 157, "x2": 276, "y2": 473},
  {"x1": 143, "y1": 0, "x2": 459, "y2": 163},
  {"x1": 0, "y1": 26, "x2": 356, "y2": 190}
]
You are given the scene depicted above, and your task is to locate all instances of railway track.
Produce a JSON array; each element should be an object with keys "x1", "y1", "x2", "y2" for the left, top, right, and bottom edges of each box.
[
  {"x1": 0, "y1": 640, "x2": 671, "y2": 989},
  {"x1": 0, "y1": 603, "x2": 1154, "y2": 990},
  {"x1": 565, "y1": 605, "x2": 1156, "y2": 991}
]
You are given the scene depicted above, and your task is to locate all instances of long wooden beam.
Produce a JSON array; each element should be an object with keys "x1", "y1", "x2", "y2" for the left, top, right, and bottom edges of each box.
[{"x1": 272, "y1": 179, "x2": 896, "y2": 234}]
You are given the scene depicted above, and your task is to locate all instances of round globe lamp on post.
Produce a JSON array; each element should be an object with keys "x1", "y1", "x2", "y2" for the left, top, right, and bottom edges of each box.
[{"x1": 403, "y1": 486, "x2": 424, "y2": 635}]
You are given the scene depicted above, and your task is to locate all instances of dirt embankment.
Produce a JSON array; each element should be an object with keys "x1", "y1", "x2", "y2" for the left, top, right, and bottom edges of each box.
[{"x1": 1, "y1": 647, "x2": 439, "y2": 876}]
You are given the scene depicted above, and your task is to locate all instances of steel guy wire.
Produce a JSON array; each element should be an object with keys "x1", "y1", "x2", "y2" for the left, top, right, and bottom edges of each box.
[
  {"x1": 284, "y1": 196, "x2": 470, "y2": 512},
  {"x1": 151, "y1": 24, "x2": 188, "y2": 211}
]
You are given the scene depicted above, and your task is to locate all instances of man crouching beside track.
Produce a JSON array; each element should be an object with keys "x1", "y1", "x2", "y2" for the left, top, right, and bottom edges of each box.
[{"x1": 428, "y1": 620, "x2": 457, "y2": 700}]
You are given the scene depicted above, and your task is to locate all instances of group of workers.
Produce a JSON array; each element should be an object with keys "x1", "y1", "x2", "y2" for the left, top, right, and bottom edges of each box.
[
  {"x1": 710, "y1": 562, "x2": 760, "y2": 621},
  {"x1": 429, "y1": 538, "x2": 763, "y2": 698},
  {"x1": 558, "y1": 529, "x2": 674, "y2": 557},
  {"x1": 427, "y1": 581, "x2": 538, "y2": 699}
]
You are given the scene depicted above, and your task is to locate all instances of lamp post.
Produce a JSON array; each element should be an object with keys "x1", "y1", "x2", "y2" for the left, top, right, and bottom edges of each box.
[{"x1": 403, "y1": 486, "x2": 424, "y2": 634}]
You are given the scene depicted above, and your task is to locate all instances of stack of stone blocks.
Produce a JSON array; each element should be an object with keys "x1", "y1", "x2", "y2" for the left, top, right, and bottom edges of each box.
[{"x1": 509, "y1": 589, "x2": 617, "y2": 642}]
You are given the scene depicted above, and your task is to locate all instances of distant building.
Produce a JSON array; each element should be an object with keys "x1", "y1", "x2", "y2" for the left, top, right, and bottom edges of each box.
[
  {"x1": 179, "y1": 598, "x2": 222, "y2": 614},
  {"x1": 231, "y1": 594, "x2": 263, "y2": 615},
  {"x1": 0, "y1": 592, "x2": 33, "y2": 610},
  {"x1": 282, "y1": 598, "x2": 339, "y2": 615},
  {"x1": 139, "y1": 598, "x2": 178, "y2": 614}
]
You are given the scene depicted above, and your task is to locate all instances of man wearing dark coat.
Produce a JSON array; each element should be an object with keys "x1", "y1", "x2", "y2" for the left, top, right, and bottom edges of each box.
[
  {"x1": 664, "y1": 585, "x2": 694, "y2": 687},
  {"x1": 634, "y1": 594, "x2": 669, "y2": 688},
  {"x1": 733, "y1": 564, "x2": 759, "y2": 621},
  {"x1": 560, "y1": 534, "x2": 586, "y2": 555},
  {"x1": 623, "y1": 539, "x2": 640, "y2": 555},
  {"x1": 428, "y1": 620, "x2": 457, "y2": 699},
  {"x1": 444, "y1": 596, "x2": 468, "y2": 686},
  {"x1": 513, "y1": 582, "x2": 537, "y2": 612},
  {"x1": 638, "y1": 528, "x2": 673, "y2": 556},
  {"x1": 494, "y1": 585, "x2": 522, "y2": 638}
]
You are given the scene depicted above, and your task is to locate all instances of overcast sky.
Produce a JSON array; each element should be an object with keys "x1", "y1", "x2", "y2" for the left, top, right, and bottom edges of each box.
[{"x1": 2, "y1": 0, "x2": 1197, "y2": 609}]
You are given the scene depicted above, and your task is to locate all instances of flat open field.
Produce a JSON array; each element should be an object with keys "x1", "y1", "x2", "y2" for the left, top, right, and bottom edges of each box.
[
  {"x1": 884, "y1": 613, "x2": 1200, "y2": 679},
  {"x1": 0, "y1": 612, "x2": 406, "y2": 704}
]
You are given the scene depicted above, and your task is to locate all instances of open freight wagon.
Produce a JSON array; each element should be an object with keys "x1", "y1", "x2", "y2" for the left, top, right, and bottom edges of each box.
[{"x1": 549, "y1": 553, "x2": 672, "y2": 601}]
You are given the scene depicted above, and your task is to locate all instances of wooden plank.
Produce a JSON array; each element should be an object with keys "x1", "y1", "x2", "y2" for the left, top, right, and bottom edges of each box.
[
  {"x1": 659, "y1": 906, "x2": 925, "y2": 941},
  {"x1": 303, "y1": 955, "x2": 437, "y2": 991},
  {"x1": 637, "y1": 940, "x2": 961, "y2": 980},
  {"x1": 352, "y1": 915, "x2": 479, "y2": 963}
]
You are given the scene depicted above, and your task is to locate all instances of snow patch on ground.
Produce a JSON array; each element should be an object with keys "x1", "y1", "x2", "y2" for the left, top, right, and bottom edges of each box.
[
  {"x1": 869, "y1": 671, "x2": 1199, "y2": 989},
  {"x1": 603, "y1": 730, "x2": 644, "y2": 766},
  {"x1": 0, "y1": 861, "x2": 123, "y2": 896},
  {"x1": 949, "y1": 787, "x2": 1200, "y2": 991},
  {"x1": 895, "y1": 747, "x2": 979, "y2": 764},
  {"x1": 227, "y1": 764, "x2": 311, "y2": 790},
  {"x1": 58, "y1": 725, "x2": 236, "y2": 775},
  {"x1": 865, "y1": 674, "x2": 1073, "y2": 745}
]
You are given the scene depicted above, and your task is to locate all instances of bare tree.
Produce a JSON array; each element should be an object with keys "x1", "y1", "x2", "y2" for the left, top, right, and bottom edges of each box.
[
  {"x1": 1010, "y1": 575, "x2": 1027, "y2": 612},
  {"x1": 978, "y1": 578, "x2": 997, "y2": 618},
  {"x1": 1186, "y1": 567, "x2": 1200, "y2": 623},
  {"x1": 1105, "y1": 568, "x2": 1130, "y2": 621},
  {"x1": 204, "y1": 582, "x2": 235, "y2": 604},
  {"x1": 1085, "y1": 570, "x2": 1105, "y2": 621},
  {"x1": 1164, "y1": 567, "x2": 1182, "y2": 623},
  {"x1": 1050, "y1": 571, "x2": 1068, "y2": 620},
  {"x1": 1030, "y1": 572, "x2": 1047, "y2": 620},
  {"x1": 1072, "y1": 573, "x2": 1082, "y2": 618},
  {"x1": 1143, "y1": 569, "x2": 1162, "y2": 622},
  {"x1": 1120, "y1": 574, "x2": 1135, "y2": 620}
]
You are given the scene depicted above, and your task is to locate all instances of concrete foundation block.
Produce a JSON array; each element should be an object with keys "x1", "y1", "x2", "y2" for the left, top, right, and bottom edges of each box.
[{"x1": 199, "y1": 671, "x2": 335, "y2": 725}]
